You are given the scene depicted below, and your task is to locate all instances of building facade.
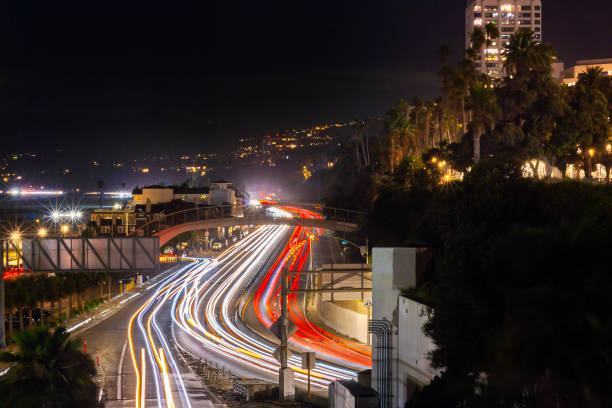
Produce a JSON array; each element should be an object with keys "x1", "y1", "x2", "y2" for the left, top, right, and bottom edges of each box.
[
  {"x1": 560, "y1": 58, "x2": 612, "y2": 86},
  {"x1": 466, "y1": 0, "x2": 543, "y2": 78}
]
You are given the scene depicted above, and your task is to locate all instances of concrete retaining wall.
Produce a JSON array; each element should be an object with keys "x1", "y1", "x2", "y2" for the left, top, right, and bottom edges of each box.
[{"x1": 318, "y1": 299, "x2": 368, "y2": 344}]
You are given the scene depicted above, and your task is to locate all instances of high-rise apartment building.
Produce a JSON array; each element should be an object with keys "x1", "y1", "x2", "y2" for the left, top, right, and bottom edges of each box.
[{"x1": 466, "y1": 0, "x2": 542, "y2": 78}]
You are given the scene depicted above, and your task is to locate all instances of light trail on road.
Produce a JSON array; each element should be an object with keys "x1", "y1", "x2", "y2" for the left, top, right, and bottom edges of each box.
[{"x1": 127, "y1": 206, "x2": 370, "y2": 406}]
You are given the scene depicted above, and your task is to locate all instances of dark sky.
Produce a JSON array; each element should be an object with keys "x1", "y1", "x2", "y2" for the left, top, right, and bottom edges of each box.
[{"x1": 7, "y1": 0, "x2": 612, "y2": 158}]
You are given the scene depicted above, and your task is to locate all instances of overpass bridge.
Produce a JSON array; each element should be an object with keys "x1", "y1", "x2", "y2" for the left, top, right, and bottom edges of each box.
[{"x1": 129, "y1": 204, "x2": 364, "y2": 246}]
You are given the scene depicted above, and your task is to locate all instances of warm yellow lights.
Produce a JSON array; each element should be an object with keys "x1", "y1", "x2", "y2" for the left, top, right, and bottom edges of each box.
[
  {"x1": 38, "y1": 228, "x2": 47, "y2": 237},
  {"x1": 588, "y1": 148, "x2": 595, "y2": 157},
  {"x1": 61, "y1": 225, "x2": 69, "y2": 233},
  {"x1": 431, "y1": 157, "x2": 437, "y2": 163},
  {"x1": 606, "y1": 144, "x2": 611, "y2": 153},
  {"x1": 10, "y1": 232, "x2": 20, "y2": 240}
]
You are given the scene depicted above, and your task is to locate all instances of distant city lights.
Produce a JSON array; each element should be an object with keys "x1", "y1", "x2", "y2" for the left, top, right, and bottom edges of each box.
[{"x1": 5, "y1": 189, "x2": 63, "y2": 196}]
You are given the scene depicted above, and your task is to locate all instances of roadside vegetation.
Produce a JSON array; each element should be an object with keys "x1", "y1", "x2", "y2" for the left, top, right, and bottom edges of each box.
[
  {"x1": 3, "y1": 272, "x2": 109, "y2": 343},
  {"x1": 309, "y1": 29, "x2": 612, "y2": 407},
  {"x1": 0, "y1": 325, "x2": 98, "y2": 407}
]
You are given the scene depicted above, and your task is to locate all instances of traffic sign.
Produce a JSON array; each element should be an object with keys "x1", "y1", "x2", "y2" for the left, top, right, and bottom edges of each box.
[
  {"x1": 301, "y1": 352, "x2": 315, "y2": 370},
  {"x1": 269, "y1": 318, "x2": 298, "y2": 341}
]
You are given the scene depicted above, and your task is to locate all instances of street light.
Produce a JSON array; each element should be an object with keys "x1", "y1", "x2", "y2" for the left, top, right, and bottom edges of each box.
[
  {"x1": 588, "y1": 148, "x2": 595, "y2": 178},
  {"x1": 61, "y1": 225, "x2": 69, "y2": 236},
  {"x1": 308, "y1": 234, "x2": 316, "y2": 271},
  {"x1": 10, "y1": 232, "x2": 20, "y2": 241},
  {"x1": 37, "y1": 228, "x2": 47, "y2": 237}
]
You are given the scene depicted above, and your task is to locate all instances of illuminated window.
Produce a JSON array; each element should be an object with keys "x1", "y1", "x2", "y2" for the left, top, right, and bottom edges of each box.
[
  {"x1": 474, "y1": 18, "x2": 483, "y2": 25},
  {"x1": 485, "y1": 48, "x2": 499, "y2": 54},
  {"x1": 474, "y1": 5, "x2": 482, "y2": 11},
  {"x1": 500, "y1": 4, "x2": 513, "y2": 11}
]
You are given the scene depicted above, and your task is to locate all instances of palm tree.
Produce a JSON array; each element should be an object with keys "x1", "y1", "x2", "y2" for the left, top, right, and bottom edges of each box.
[
  {"x1": 385, "y1": 99, "x2": 415, "y2": 173},
  {"x1": 470, "y1": 27, "x2": 486, "y2": 58},
  {"x1": 63, "y1": 274, "x2": 76, "y2": 319},
  {"x1": 467, "y1": 83, "x2": 500, "y2": 162},
  {"x1": 0, "y1": 274, "x2": 5, "y2": 349},
  {"x1": 0, "y1": 325, "x2": 97, "y2": 407},
  {"x1": 503, "y1": 29, "x2": 555, "y2": 81},
  {"x1": 5, "y1": 279, "x2": 16, "y2": 340},
  {"x1": 437, "y1": 44, "x2": 451, "y2": 65},
  {"x1": 97, "y1": 180, "x2": 104, "y2": 208},
  {"x1": 485, "y1": 22, "x2": 500, "y2": 46},
  {"x1": 14, "y1": 278, "x2": 26, "y2": 331}
]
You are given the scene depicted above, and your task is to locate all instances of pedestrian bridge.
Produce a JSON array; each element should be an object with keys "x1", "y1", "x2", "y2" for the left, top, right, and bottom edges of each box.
[{"x1": 129, "y1": 204, "x2": 364, "y2": 246}]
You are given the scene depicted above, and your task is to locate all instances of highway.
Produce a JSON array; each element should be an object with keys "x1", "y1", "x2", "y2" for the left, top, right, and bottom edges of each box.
[{"x1": 85, "y1": 205, "x2": 370, "y2": 407}]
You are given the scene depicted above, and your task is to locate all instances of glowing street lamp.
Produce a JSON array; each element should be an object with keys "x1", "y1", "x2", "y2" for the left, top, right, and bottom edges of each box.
[
  {"x1": 588, "y1": 148, "x2": 595, "y2": 178},
  {"x1": 10, "y1": 232, "x2": 20, "y2": 241},
  {"x1": 61, "y1": 225, "x2": 69, "y2": 236},
  {"x1": 38, "y1": 228, "x2": 47, "y2": 237}
]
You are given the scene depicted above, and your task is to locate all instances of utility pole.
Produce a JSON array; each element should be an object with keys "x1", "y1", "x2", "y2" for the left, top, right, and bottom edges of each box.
[
  {"x1": 0, "y1": 242, "x2": 5, "y2": 349},
  {"x1": 279, "y1": 267, "x2": 294, "y2": 400}
]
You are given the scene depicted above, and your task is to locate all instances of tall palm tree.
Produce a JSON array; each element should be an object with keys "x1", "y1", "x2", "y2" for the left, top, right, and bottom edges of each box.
[
  {"x1": 97, "y1": 180, "x2": 104, "y2": 209},
  {"x1": 5, "y1": 279, "x2": 16, "y2": 340},
  {"x1": 0, "y1": 326, "x2": 97, "y2": 407},
  {"x1": 468, "y1": 83, "x2": 500, "y2": 162},
  {"x1": 386, "y1": 99, "x2": 415, "y2": 173},
  {"x1": 503, "y1": 29, "x2": 555, "y2": 81},
  {"x1": 485, "y1": 22, "x2": 500, "y2": 46},
  {"x1": 14, "y1": 278, "x2": 26, "y2": 331},
  {"x1": 63, "y1": 274, "x2": 76, "y2": 319}
]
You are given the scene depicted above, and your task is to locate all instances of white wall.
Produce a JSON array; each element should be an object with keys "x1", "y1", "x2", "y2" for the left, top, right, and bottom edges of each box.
[
  {"x1": 319, "y1": 301, "x2": 368, "y2": 344},
  {"x1": 210, "y1": 188, "x2": 236, "y2": 206},
  {"x1": 396, "y1": 296, "x2": 441, "y2": 406},
  {"x1": 372, "y1": 247, "x2": 437, "y2": 408}
]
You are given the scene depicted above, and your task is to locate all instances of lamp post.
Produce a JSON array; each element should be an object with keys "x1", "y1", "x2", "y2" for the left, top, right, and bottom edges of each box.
[
  {"x1": 322, "y1": 235, "x2": 369, "y2": 264},
  {"x1": 0, "y1": 242, "x2": 5, "y2": 349},
  {"x1": 588, "y1": 148, "x2": 595, "y2": 178},
  {"x1": 308, "y1": 234, "x2": 315, "y2": 271}
]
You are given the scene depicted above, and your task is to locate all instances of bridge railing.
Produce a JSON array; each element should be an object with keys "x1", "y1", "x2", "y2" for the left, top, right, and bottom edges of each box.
[{"x1": 130, "y1": 203, "x2": 366, "y2": 237}]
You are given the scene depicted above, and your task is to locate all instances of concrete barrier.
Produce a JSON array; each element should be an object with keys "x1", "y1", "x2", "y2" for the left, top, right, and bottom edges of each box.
[{"x1": 318, "y1": 299, "x2": 368, "y2": 344}]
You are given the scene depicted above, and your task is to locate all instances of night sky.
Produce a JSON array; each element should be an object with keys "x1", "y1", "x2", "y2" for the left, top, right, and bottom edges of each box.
[{"x1": 7, "y1": 1, "x2": 612, "y2": 158}]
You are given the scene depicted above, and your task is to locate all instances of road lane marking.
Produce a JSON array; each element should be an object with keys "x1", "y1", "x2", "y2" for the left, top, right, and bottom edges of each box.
[{"x1": 117, "y1": 341, "x2": 127, "y2": 400}]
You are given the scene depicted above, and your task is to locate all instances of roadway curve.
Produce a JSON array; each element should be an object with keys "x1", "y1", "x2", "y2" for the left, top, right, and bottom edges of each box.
[{"x1": 126, "y1": 207, "x2": 370, "y2": 407}]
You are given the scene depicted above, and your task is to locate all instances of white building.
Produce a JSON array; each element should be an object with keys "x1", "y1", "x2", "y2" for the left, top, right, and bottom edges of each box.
[
  {"x1": 132, "y1": 186, "x2": 209, "y2": 206},
  {"x1": 560, "y1": 58, "x2": 612, "y2": 86},
  {"x1": 209, "y1": 182, "x2": 237, "y2": 206},
  {"x1": 466, "y1": 0, "x2": 543, "y2": 78},
  {"x1": 371, "y1": 247, "x2": 441, "y2": 408}
]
